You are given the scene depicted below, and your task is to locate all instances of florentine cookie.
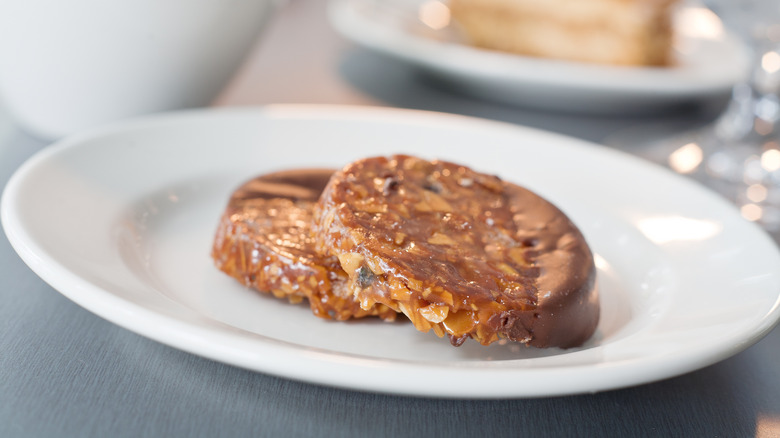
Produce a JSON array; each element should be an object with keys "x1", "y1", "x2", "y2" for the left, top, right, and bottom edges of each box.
[
  {"x1": 212, "y1": 169, "x2": 397, "y2": 321},
  {"x1": 313, "y1": 155, "x2": 598, "y2": 347}
]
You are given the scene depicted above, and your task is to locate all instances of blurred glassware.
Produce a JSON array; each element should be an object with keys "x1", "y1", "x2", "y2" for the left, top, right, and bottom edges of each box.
[{"x1": 658, "y1": 0, "x2": 780, "y2": 234}]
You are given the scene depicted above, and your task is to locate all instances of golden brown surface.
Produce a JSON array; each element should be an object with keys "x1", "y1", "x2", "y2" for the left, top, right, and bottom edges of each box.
[
  {"x1": 449, "y1": 0, "x2": 676, "y2": 66},
  {"x1": 313, "y1": 155, "x2": 598, "y2": 347},
  {"x1": 211, "y1": 169, "x2": 397, "y2": 321}
]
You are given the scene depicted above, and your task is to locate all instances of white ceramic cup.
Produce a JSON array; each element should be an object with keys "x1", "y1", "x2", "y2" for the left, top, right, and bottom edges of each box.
[{"x1": 0, "y1": 0, "x2": 278, "y2": 140}]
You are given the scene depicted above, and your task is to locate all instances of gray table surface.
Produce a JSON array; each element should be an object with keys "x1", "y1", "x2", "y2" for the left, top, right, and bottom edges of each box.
[{"x1": 3, "y1": 1, "x2": 780, "y2": 436}]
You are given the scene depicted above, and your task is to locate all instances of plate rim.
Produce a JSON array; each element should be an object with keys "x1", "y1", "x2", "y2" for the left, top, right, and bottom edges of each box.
[{"x1": 3, "y1": 104, "x2": 780, "y2": 398}]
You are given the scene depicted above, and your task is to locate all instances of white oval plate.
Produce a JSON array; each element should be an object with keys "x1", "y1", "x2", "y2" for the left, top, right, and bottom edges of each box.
[
  {"x1": 3, "y1": 105, "x2": 780, "y2": 398},
  {"x1": 329, "y1": 0, "x2": 749, "y2": 114}
]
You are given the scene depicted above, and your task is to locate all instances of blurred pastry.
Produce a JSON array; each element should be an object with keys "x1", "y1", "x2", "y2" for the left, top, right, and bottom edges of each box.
[{"x1": 449, "y1": 0, "x2": 677, "y2": 66}]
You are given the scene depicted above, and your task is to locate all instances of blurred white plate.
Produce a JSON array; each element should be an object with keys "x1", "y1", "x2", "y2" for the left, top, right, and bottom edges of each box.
[
  {"x1": 3, "y1": 105, "x2": 780, "y2": 398},
  {"x1": 329, "y1": 0, "x2": 749, "y2": 114}
]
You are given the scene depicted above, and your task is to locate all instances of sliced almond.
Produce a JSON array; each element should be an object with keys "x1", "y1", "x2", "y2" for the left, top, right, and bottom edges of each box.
[
  {"x1": 419, "y1": 303, "x2": 450, "y2": 323},
  {"x1": 337, "y1": 252, "x2": 364, "y2": 274}
]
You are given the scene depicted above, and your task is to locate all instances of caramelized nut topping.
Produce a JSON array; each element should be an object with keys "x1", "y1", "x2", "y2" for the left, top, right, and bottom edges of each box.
[
  {"x1": 212, "y1": 169, "x2": 396, "y2": 321},
  {"x1": 314, "y1": 155, "x2": 598, "y2": 347}
]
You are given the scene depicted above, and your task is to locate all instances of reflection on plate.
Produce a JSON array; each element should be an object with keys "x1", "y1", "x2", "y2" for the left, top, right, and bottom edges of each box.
[
  {"x1": 3, "y1": 105, "x2": 780, "y2": 398},
  {"x1": 329, "y1": 0, "x2": 749, "y2": 114}
]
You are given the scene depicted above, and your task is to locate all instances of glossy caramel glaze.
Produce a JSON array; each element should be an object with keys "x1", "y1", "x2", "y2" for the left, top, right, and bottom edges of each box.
[
  {"x1": 211, "y1": 169, "x2": 397, "y2": 321},
  {"x1": 314, "y1": 155, "x2": 598, "y2": 347}
]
